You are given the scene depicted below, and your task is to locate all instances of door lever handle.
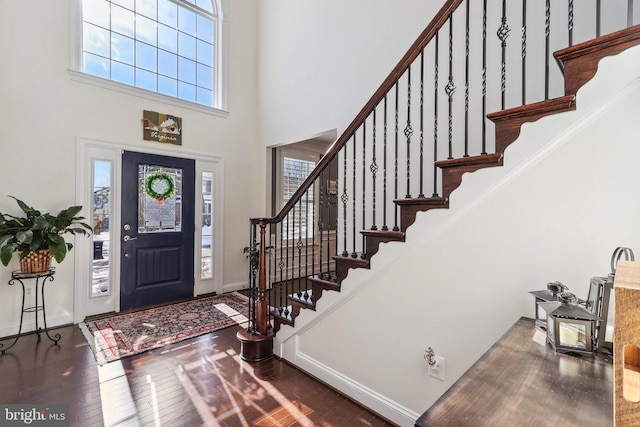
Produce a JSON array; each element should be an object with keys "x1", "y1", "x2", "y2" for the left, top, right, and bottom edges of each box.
[{"x1": 123, "y1": 235, "x2": 138, "y2": 242}]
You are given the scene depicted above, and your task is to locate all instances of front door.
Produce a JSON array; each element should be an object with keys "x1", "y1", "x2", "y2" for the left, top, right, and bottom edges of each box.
[{"x1": 120, "y1": 151, "x2": 195, "y2": 311}]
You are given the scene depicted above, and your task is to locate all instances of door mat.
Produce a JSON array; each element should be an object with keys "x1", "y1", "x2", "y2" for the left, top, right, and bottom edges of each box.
[{"x1": 79, "y1": 292, "x2": 249, "y2": 365}]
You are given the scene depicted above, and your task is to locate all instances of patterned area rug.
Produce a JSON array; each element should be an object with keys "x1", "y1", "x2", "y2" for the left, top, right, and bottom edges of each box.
[{"x1": 80, "y1": 292, "x2": 249, "y2": 365}]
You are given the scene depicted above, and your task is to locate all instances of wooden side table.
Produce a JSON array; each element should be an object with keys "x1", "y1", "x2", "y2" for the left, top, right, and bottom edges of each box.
[{"x1": 0, "y1": 268, "x2": 61, "y2": 354}]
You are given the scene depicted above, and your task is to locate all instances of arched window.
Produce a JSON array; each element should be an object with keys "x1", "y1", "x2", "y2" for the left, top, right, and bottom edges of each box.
[{"x1": 78, "y1": 0, "x2": 223, "y2": 110}]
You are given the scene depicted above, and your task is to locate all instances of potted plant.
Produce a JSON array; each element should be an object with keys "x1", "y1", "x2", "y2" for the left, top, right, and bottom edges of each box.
[{"x1": 0, "y1": 196, "x2": 91, "y2": 273}]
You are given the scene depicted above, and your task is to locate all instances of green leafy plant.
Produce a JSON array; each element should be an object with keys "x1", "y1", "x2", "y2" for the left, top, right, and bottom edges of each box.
[{"x1": 0, "y1": 196, "x2": 92, "y2": 266}]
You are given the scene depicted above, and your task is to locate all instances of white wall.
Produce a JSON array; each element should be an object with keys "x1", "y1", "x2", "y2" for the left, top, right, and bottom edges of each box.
[
  {"x1": 257, "y1": 0, "x2": 446, "y2": 147},
  {"x1": 0, "y1": 0, "x2": 260, "y2": 331},
  {"x1": 274, "y1": 45, "x2": 640, "y2": 425}
]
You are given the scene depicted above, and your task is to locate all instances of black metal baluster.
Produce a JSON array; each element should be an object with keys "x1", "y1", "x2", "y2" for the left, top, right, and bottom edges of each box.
[
  {"x1": 284, "y1": 212, "x2": 290, "y2": 317},
  {"x1": 522, "y1": 0, "x2": 527, "y2": 105},
  {"x1": 301, "y1": 199, "x2": 308, "y2": 300},
  {"x1": 498, "y1": 0, "x2": 510, "y2": 110},
  {"x1": 481, "y1": 0, "x2": 488, "y2": 154},
  {"x1": 464, "y1": 0, "x2": 470, "y2": 157},
  {"x1": 352, "y1": 133, "x2": 358, "y2": 257},
  {"x1": 393, "y1": 81, "x2": 400, "y2": 232},
  {"x1": 545, "y1": 0, "x2": 551, "y2": 100},
  {"x1": 361, "y1": 124, "x2": 367, "y2": 259},
  {"x1": 341, "y1": 144, "x2": 349, "y2": 257},
  {"x1": 405, "y1": 66, "x2": 413, "y2": 198},
  {"x1": 382, "y1": 94, "x2": 389, "y2": 230},
  {"x1": 596, "y1": 0, "x2": 601, "y2": 37},
  {"x1": 433, "y1": 31, "x2": 440, "y2": 196},
  {"x1": 446, "y1": 14, "x2": 456, "y2": 160},
  {"x1": 371, "y1": 108, "x2": 379, "y2": 228},
  {"x1": 568, "y1": 0, "x2": 574, "y2": 46},
  {"x1": 419, "y1": 48, "x2": 425, "y2": 198},
  {"x1": 318, "y1": 179, "x2": 324, "y2": 278},
  {"x1": 278, "y1": 220, "x2": 284, "y2": 314}
]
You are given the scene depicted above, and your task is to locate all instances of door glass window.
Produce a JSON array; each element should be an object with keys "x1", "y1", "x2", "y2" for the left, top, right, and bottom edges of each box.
[
  {"x1": 201, "y1": 171, "x2": 213, "y2": 279},
  {"x1": 138, "y1": 164, "x2": 183, "y2": 233},
  {"x1": 92, "y1": 160, "x2": 112, "y2": 297}
]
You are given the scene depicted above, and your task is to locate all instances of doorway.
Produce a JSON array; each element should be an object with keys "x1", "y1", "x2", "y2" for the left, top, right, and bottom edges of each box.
[{"x1": 120, "y1": 151, "x2": 196, "y2": 311}]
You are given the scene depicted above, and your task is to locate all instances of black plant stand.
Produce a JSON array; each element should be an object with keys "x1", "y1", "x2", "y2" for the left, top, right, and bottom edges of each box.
[{"x1": 0, "y1": 268, "x2": 61, "y2": 354}]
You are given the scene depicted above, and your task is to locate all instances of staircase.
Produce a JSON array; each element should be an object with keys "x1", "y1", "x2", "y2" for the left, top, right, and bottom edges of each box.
[{"x1": 239, "y1": 0, "x2": 640, "y2": 360}]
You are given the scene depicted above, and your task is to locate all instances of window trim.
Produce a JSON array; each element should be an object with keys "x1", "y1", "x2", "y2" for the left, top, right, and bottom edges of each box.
[{"x1": 69, "y1": 0, "x2": 227, "y2": 115}]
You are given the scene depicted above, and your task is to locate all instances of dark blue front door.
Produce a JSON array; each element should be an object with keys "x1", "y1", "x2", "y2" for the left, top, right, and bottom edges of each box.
[{"x1": 120, "y1": 151, "x2": 195, "y2": 311}]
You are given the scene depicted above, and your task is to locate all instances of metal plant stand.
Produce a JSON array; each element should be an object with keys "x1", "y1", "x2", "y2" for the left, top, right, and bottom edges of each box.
[{"x1": 0, "y1": 268, "x2": 61, "y2": 354}]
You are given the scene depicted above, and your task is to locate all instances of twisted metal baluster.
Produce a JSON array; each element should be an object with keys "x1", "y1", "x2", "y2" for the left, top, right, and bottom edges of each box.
[
  {"x1": 393, "y1": 81, "x2": 400, "y2": 232},
  {"x1": 464, "y1": 0, "x2": 470, "y2": 157},
  {"x1": 419, "y1": 48, "x2": 425, "y2": 198},
  {"x1": 446, "y1": 14, "x2": 456, "y2": 159},
  {"x1": 545, "y1": 0, "x2": 551, "y2": 100},
  {"x1": 371, "y1": 108, "x2": 379, "y2": 229},
  {"x1": 481, "y1": 0, "x2": 488, "y2": 154},
  {"x1": 497, "y1": 0, "x2": 511, "y2": 110},
  {"x1": 405, "y1": 66, "x2": 413, "y2": 198},
  {"x1": 433, "y1": 31, "x2": 440, "y2": 196},
  {"x1": 351, "y1": 133, "x2": 358, "y2": 258},
  {"x1": 568, "y1": 0, "x2": 574, "y2": 46},
  {"x1": 382, "y1": 94, "x2": 389, "y2": 231},
  {"x1": 361, "y1": 124, "x2": 367, "y2": 259},
  {"x1": 522, "y1": 0, "x2": 527, "y2": 105},
  {"x1": 341, "y1": 141, "x2": 349, "y2": 257}
]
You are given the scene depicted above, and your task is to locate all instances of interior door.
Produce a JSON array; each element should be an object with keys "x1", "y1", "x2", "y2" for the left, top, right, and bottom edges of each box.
[{"x1": 120, "y1": 151, "x2": 195, "y2": 311}]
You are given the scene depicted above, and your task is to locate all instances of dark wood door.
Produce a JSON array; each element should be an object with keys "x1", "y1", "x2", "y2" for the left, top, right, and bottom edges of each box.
[{"x1": 120, "y1": 151, "x2": 195, "y2": 311}]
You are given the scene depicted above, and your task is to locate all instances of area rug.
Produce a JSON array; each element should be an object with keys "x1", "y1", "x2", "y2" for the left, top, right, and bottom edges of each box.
[{"x1": 79, "y1": 292, "x2": 249, "y2": 365}]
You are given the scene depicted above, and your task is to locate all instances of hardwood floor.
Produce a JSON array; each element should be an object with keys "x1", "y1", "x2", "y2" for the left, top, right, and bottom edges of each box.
[{"x1": 0, "y1": 324, "x2": 394, "y2": 426}]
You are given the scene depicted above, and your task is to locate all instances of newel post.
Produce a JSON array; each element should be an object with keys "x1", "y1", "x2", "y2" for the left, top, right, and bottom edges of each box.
[
  {"x1": 256, "y1": 222, "x2": 269, "y2": 335},
  {"x1": 237, "y1": 219, "x2": 274, "y2": 362}
]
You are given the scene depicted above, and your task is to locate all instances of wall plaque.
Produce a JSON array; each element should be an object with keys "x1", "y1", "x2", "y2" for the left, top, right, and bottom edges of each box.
[{"x1": 142, "y1": 110, "x2": 182, "y2": 145}]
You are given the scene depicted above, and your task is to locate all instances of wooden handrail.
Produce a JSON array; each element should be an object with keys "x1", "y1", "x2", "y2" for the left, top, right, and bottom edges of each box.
[{"x1": 251, "y1": 0, "x2": 464, "y2": 226}]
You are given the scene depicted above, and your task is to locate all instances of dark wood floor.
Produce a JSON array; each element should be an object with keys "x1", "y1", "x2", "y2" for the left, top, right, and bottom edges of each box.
[{"x1": 0, "y1": 324, "x2": 394, "y2": 426}]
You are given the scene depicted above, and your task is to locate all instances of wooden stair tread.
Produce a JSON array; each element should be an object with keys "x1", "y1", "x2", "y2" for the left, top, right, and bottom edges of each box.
[
  {"x1": 333, "y1": 254, "x2": 370, "y2": 267},
  {"x1": 555, "y1": 24, "x2": 640, "y2": 96},
  {"x1": 288, "y1": 290, "x2": 315, "y2": 308},
  {"x1": 487, "y1": 96, "x2": 576, "y2": 154},
  {"x1": 435, "y1": 153, "x2": 503, "y2": 169},
  {"x1": 393, "y1": 197, "x2": 448, "y2": 207},
  {"x1": 309, "y1": 274, "x2": 340, "y2": 288},
  {"x1": 486, "y1": 96, "x2": 576, "y2": 123}
]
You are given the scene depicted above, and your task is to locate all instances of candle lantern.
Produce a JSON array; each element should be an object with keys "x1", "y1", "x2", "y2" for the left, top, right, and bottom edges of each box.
[
  {"x1": 529, "y1": 281, "x2": 569, "y2": 329},
  {"x1": 539, "y1": 292, "x2": 600, "y2": 355}
]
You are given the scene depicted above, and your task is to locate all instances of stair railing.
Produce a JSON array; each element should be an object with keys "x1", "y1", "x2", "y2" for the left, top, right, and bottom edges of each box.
[{"x1": 243, "y1": 0, "x2": 638, "y2": 341}]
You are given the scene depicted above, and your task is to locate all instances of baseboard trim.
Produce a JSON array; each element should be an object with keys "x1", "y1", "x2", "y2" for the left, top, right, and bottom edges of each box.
[
  {"x1": 295, "y1": 351, "x2": 419, "y2": 427},
  {"x1": 0, "y1": 313, "x2": 73, "y2": 340}
]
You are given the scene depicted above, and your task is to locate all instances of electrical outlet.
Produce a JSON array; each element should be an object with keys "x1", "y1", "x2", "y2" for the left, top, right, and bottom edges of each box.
[{"x1": 428, "y1": 355, "x2": 445, "y2": 381}]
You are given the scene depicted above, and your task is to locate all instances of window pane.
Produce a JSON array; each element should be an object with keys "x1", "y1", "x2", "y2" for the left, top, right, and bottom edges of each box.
[
  {"x1": 197, "y1": 63, "x2": 213, "y2": 89},
  {"x1": 178, "y1": 7, "x2": 196, "y2": 36},
  {"x1": 158, "y1": 75, "x2": 177, "y2": 96},
  {"x1": 112, "y1": 0, "x2": 134, "y2": 9},
  {"x1": 111, "y1": 4, "x2": 134, "y2": 37},
  {"x1": 92, "y1": 160, "x2": 112, "y2": 297},
  {"x1": 178, "y1": 81, "x2": 196, "y2": 102},
  {"x1": 178, "y1": 32, "x2": 196, "y2": 60},
  {"x1": 158, "y1": 24, "x2": 177, "y2": 52},
  {"x1": 195, "y1": 0, "x2": 213, "y2": 13},
  {"x1": 84, "y1": 52, "x2": 110, "y2": 78},
  {"x1": 112, "y1": 61, "x2": 135, "y2": 85},
  {"x1": 201, "y1": 171, "x2": 213, "y2": 279},
  {"x1": 178, "y1": 57, "x2": 196, "y2": 84},
  {"x1": 84, "y1": 22, "x2": 110, "y2": 57},
  {"x1": 136, "y1": 15, "x2": 157, "y2": 46},
  {"x1": 138, "y1": 165, "x2": 183, "y2": 233},
  {"x1": 197, "y1": 87, "x2": 213, "y2": 106},
  {"x1": 83, "y1": 0, "x2": 110, "y2": 28},
  {"x1": 136, "y1": 41, "x2": 157, "y2": 71},
  {"x1": 111, "y1": 33, "x2": 134, "y2": 64},
  {"x1": 158, "y1": 50, "x2": 177, "y2": 78},
  {"x1": 197, "y1": 15, "x2": 213, "y2": 40},
  {"x1": 158, "y1": 0, "x2": 177, "y2": 28},
  {"x1": 196, "y1": 39, "x2": 213, "y2": 67},
  {"x1": 136, "y1": 0, "x2": 157, "y2": 20},
  {"x1": 136, "y1": 68, "x2": 157, "y2": 90}
]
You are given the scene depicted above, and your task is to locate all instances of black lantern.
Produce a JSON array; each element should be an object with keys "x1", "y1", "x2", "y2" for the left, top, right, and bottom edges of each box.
[
  {"x1": 529, "y1": 281, "x2": 569, "y2": 329},
  {"x1": 539, "y1": 292, "x2": 600, "y2": 355},
  {"x1": 584, "y1": 247, "x2": 634, "y2": 353}
]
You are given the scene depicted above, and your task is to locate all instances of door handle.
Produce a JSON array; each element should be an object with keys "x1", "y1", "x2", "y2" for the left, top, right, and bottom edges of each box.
[{"x1": 123, "y1": 235, "x2": 138, "y2": 242}]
